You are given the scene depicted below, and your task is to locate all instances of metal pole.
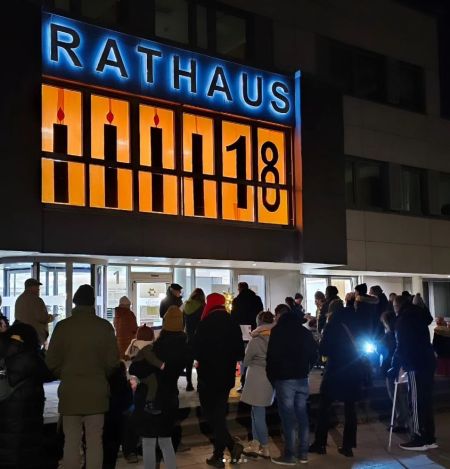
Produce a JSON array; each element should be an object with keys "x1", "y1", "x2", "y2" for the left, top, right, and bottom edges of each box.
[{"x1": 388, "y1": 380, "x2": 399, "y2": 451}]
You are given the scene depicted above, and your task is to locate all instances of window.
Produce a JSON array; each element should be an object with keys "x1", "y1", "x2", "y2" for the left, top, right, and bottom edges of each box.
[
  {"x1": 388, "y1": 60, "x2": 425, "y2": 113},
  {"x1": 195, "y1": 269, "x2": 231, "y2": 296},
  {"x1": 400, "y1": 166, "x2": 424, "y2": 213},
  {"x1": 216, "y1": 10, "x2": 247, "y2": 59},
  {"x1": 322, "y1": 39, "x2": 425, "y2": 112},
  {"x1": 356, "y1": 161, "x2": 384, "y2": 209},
  {"x1": 81, "y1": 0, "x2": 119, "y2": 25},
  {"x1": 155, "y1": 0, "x2": 189, "y2": 44},
  {"x1": 439, "y1": 173, "x2": 450, "y2": 216},
  {"x1": 345, "y1": 160, "x2": 356, "y2": 207}
]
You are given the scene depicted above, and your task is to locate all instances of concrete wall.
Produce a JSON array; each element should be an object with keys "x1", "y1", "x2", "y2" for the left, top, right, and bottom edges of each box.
[{"x1": 347, "y1": 210, "x2": 450, "y2": 274}]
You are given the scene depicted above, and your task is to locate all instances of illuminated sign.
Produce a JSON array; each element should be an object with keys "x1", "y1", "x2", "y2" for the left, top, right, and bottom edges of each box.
[{"x1": 42, "y1": 13, "x2": 295, "y2": 125}]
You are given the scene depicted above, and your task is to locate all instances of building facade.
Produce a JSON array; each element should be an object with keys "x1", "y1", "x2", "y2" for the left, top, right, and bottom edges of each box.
[{"x1": 1, "y1": 0, "x2": 449, "y2": 326}]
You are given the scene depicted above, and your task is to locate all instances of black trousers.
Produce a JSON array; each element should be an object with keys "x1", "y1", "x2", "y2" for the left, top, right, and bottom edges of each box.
[
  {"x1": 199, "y1": 387, "x2": 234, "y2": 458},
  {"x1": 407, "y1": 369, "x2": 435, "y2": 443},
  {"x1": 315, "y1": 395, "x2": 357, "y2": 449},
  {"x1": 122, "y1": 413, "x2": 139, "y2": 457}
]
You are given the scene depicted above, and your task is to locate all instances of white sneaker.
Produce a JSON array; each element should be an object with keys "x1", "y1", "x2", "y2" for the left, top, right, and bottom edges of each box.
[
  {"x1": 426, "y1": 442, "x2": 439, "y2": 449},
  {"x1": 243, "y1": 440, "x2": 260, "y2": 458}
]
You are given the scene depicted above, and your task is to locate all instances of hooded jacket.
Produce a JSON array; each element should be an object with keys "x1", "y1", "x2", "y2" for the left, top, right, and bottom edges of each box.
[
  {"x1": 392, "y1": 303, "x2": 435, "y2": 372},
  {"x1": 231, "y1": 288, "x2": 264, "y2": 329},
  {"x1": 159, "y1": 287, "x2": 183, "y2": 319}
]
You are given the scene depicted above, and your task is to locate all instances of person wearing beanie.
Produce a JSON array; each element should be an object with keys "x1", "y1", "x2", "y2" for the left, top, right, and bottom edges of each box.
[
  {"x1": 113, "y1": 296, "x2": 138, "y2": 359},
  {"x1": 194, "y1": 293, "x2": 245, "y2": 467},
  {"x1": 46, "y1": 285, "x2": 120, "y2": 469},
  {"x1": 132, "y1": 306, "x2": 190, "y2": 469},
  {"x1": 159, "y1": 283, "x2": 183, "y2": 319}
]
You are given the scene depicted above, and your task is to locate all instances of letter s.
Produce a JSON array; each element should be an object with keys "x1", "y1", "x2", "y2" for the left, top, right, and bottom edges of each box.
[{"x1": 271, "y1": 82, "x2": 290, "y2": 114}]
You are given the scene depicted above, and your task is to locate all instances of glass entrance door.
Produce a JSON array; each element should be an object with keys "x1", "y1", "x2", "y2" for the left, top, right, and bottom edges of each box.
[{"x1": 132, "y1": 274, "x2": 172, "y2": 328}]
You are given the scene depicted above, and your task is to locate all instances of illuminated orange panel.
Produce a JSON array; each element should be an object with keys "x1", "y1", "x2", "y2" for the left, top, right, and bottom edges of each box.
[
  {"x1": 222, "y1": 121, "x2": 252, "y2": 180},
  {"x1": 91, "y1": 95, "x2": 130, "y2": 163},
  {"x1": 118, "y1": 169, "x2": 133, "y2": 210},
  {"x1": 41, "y1": 159, "x2": 85, "y2": 206},
  {"x1": 139, "y1": 172, "x2": 178, "y2": 214},
  {"x1": 222, "y1": 183, "x2": 254, "y2": 222},
  {"x1": 139, "y1": 105, "x2": 175, "y2": 168},
  {"x1": 257, "y1": 128, "x2": 286, "y2": 185},
  {"x1": 42, "y1": 85, "x2": 82, "y2": 155},
  {"x1": 183, "y1": 178, "x2": 217, "y2": 218},
  {"x1": 257, "y1": 188, "x2": 289, "y2": 225},
  {"x1": 183, "y1": 114, "x2": 214, "y2": 175},
  {"x1": 89, "y1": 165, "x2": 105, "y2": 208}
]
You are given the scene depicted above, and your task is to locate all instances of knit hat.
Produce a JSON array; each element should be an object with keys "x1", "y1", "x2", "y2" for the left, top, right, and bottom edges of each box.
[
  {"x1": 355, "y1": 283, "x2": 368, "y2": 295},
  {"x1": 119, "y1": 296, "x2": 131, "y2": 307},
  {"x1": 136, "y1": 324, "x2": 154, "y2": 341},
  {"x1": 201, "y1": 293, "x2": 226, "y2": 320},
  {"x1": 163, "y1": 305, "x2": 184, "y2": 332},
  {"x1": 73, "y1": 284, "x2": 95, "y2": 306}
]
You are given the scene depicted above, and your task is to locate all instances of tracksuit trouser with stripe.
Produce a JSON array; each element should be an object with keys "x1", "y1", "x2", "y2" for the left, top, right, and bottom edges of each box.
[{"x1": 407, "y1": 369, "x2": 435, "y2": 444}]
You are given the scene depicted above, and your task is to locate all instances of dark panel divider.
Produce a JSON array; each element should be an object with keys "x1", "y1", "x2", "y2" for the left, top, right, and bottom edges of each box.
[
  {"x1": 105, "y1": 167, "x2": 118, "y2": 208},
  {"x1": 54, "y1": 161, "x2": 69, "y2": 203},
  {"x1": 53, "y1": 123, "x2": 68, "y2": 154}
]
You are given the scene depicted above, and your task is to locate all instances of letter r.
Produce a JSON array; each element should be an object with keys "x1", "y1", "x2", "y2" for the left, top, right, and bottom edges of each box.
[{"x1": 50, "y1": 23, "x2": 82, "y2": 67}]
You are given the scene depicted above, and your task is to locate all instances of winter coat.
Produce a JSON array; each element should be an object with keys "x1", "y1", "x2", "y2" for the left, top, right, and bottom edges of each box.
[
  {"x1": 125, "y1": 339, "x2": 152, "y2": 360},
  {"x1": 159, "y1": 288, "x2": 183, "y2": 319},
  {"x1": 379, "y1": 330, "x2": 396, "y2": 377},
  {"x1": 14, "y1": 291, "x2": 53, "y2": 345},
  {"x1": 193, "y1": 308, "x2": 245, "y2": 392},
  {"x1": 46, "y1": 305, "x2": 120, "y2": 415},
  {"x1": 266, "y1": 313, "x2": 318, "y2": 384},
  {"x1": 392, "y1": 304, "x2": 435, "y2": 373},
  {"x1": 355, "y1": 294, "x2": 380, "y2": 339},
  {"x1": 433, "y1": 326, "x2": 450, "y2": 358},
  {"x1": 318, "y1": 295, "x2": 339, "y2": 333},
  {"x1": 183, "y1": 299, "x2": 204, "y2": 342},
  {"x1": 114, "y1": 307, "x2": 138, "y2": 359},
  {"x1": 0, "y1": 336, "x2": 52, "y2": 468},
  {"x1": 241, "y1": 327, "x2": 274, "y2": 407},
  {"x1": 133, "y1": 331, "x2": 190, "y2": 437},
  {"x1": 231, "y1": 289, "x2": 264, "y2": 330},
  {"x1": 319, "y1": 306, "x2": 364, "y2": 402},
  {"x1": 373, "y1": 293, "x2": 389, "y2": 339}
]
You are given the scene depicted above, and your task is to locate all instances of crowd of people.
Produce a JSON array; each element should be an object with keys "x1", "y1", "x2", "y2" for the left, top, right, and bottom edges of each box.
[{"x1": 0, "y1": 278, "x2": 449, "y2": 468}]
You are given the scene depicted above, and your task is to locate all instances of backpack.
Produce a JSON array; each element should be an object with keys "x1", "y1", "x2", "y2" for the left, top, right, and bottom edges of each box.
[{"x1": 0, "y1": 357, "x2": 20, "y2": 402}]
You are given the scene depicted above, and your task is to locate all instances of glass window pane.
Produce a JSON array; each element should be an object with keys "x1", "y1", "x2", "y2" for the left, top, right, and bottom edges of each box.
[
  {"x1": 73, "y1": 264, "x2": 92, "y2": 299},
  {"x1": 107, "y1": 265, "x2": 128, "y2": 320},
  {"x1": 174, "y1": 268, "x2": 192, "y2": 297},
  {"x1": 42, "y1": 159, "x2": 85, "y2": 206},
  {"x1": 42, "y1": 85, "x2": 82, "y2": 156},
  {"x1": 0, "y1": 263, "x2": 33, "y2": 321},
  {"x1": 327, "y1": 42, "x2": 353, "y2": 94},
  {"x1": 54, "y1": 0, "x2": 71, "y2": 11},
  {"x1": 354, "y1": 51, "x2": 386, "y2": 101},
  {"x1": 195, "y1": 269, "x2": 231, "y2": 296},
  {"x1": 81, "y1": 0, "x2": 118, "y2": 24},
  {"x1": 183, "y1": 114, "x2": 214, "y2": 175},
  {"x1": 196, "y1": 4, "x2": 208, "y2": 49},
  {"x1": 40, "y1": 263, "x2": 66, "y2": 331},
  {"x1": 401, "y1": 167, "x2": 422, "y2": 213},
  {"x1": 155, "y1": 0, "x2": 189, "y2": 44},
  {"x1": 439, "y1": 173, "x2": 450, "y2": 216},
  {"x1": 389, "y1": 60, "x2": 425, "y2": 112},
  {"x1": 130, "y1": 266, "x2": 172, "y2": 273},
  {"x1": 238, "y1": 274, "x2": 265, "y2": 308},
  {"x1": 216, "y1": 11, "x2": 246, "y2": 59},
  {"x1": 305, "y1": 277, "x2": 328, "y2": 316},
  {"x1": 89, "y1": 166, "x2": 133, "y2": 211},
  {"x1": 357, "y1": 162, "x2": 383, "y2": 208}
]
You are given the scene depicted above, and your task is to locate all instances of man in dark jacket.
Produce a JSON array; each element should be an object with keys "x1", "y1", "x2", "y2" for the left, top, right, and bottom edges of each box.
[
  {"x1": 159, "y1": 283, "x2": 183, "y2": 319},
  {"x1": 231, "y1": 282, "x2": 263, "y2": 330},
  {"x1": 354, "y1": 283, "x2": 379, "y2": 339},
  {"x1": 318, "y1": 286, "x2": 339, "y2": 334},
  {"x1": 194, "y1": 293, "x2": 245, "y2": 468},
  {"x1": 391, "y1": 294, "x2": 436, "y2": 451},
  {"x1": 369, "y1": 285, "x2": 389, "y2": 339},
  {"x1": 267, "y1": 304, "x2": 318, "y2": 465}
]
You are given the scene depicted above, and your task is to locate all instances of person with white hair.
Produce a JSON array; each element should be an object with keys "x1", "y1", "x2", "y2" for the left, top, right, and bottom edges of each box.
[{"x1": 114, "y1": 296, "x2": 138, "y2": 359}]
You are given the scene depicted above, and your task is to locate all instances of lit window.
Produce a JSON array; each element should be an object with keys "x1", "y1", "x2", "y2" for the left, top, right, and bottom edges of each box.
[
  {"x1": 91, "y1": 95, "x2": 130, "y2": 163},
  {"x1": 139, "y1": 172, "x2": 178, "y2": 215},
  {"x1": 42, "y1": 85, "x2": 82, "y2": 156},
  {"x1": 42, "y1": 159, "x2": 85, "y2": 206},
  {"x1": 89, "y1": 165, "x2": 133, "y2": 210}
]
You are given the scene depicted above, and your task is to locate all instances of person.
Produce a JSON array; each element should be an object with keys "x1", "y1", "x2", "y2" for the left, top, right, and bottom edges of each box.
[
  {"x1": 0, "y1": 322, "x2": 54, "y2": 468},
  {"x1": 183, "y1": 288, "x2": 205, "y2": 391},
  {"x1": 125, "y1": 323, "x2": 155, "y2": 360},
  {"x1": 194, "y1": 293, "x2": 245, "y2": 468},
  {"x1": 314, "y1": 291, "x2": 326, "y2": 318},
  {"x1": 391, "y1": 294, "x2": 437, "y2": 451},
  {"x1": 433, "y1": 317, "x2": 450, "y2": 377},
  {"x1": 369, "y1": 285, "x2": 389, "y2": 339},
  {"x1": 318, "y1": 286, "x2": 339, "y2": 334},
  {"x1": 412, "y1": 293, "x2": 428, "y2": 310},
  {"x1": 241, "y1": 311, "x2": 275, "y2": 459},
  {"x1": 103, "y1": 361, "x2": 134, "y2": 469},
  {"x1": 14, "y1": 278, "x2": 57, "y2": 346},
  {"x1": 309, "y1": 301, "x2": 363, "y2": 458},
  {"x1": 285, "y1": 296, "x2": 304, "y2": 320},
  {"x1": 354, "y1": 283, "x2": 379, "y2": 339},
  {"x1": 159, "y1": 283, "x2": 183, "y2": 319},
  {"x1": 114, "y1": 296, "x2": 138, "y2": 359},
  {"x1": 388, "y1": 293, "x2": 397, "y2": 313},
  {"x1": 231, "y1": 282, "x2": 264, "y2": 331},
  {"x1": 379, "y1": 311, "x2": 409, "y2": 433},
  {"x1": 266, "y1": 304, "x2": 318, "y2": 465},
  {"x1": 133, "y1": 305, "x2": 190, "y2": 469},
  {"x1": 294, "y1": 293, "x2": 305, "y2": 315},
  {"x1": 46, "y1": 285, "x2": 120, "y2": 469}
]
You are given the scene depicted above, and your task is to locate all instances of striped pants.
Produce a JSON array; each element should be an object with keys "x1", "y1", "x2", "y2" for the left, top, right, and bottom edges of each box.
[{"x1": 407, "y1": 370, "x2": 435, "y2": 444}]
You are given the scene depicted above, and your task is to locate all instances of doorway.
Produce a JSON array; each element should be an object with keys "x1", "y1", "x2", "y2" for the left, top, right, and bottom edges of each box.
[{"x1": 131, "y1": 273, "x2": 172, "y2": 328}]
